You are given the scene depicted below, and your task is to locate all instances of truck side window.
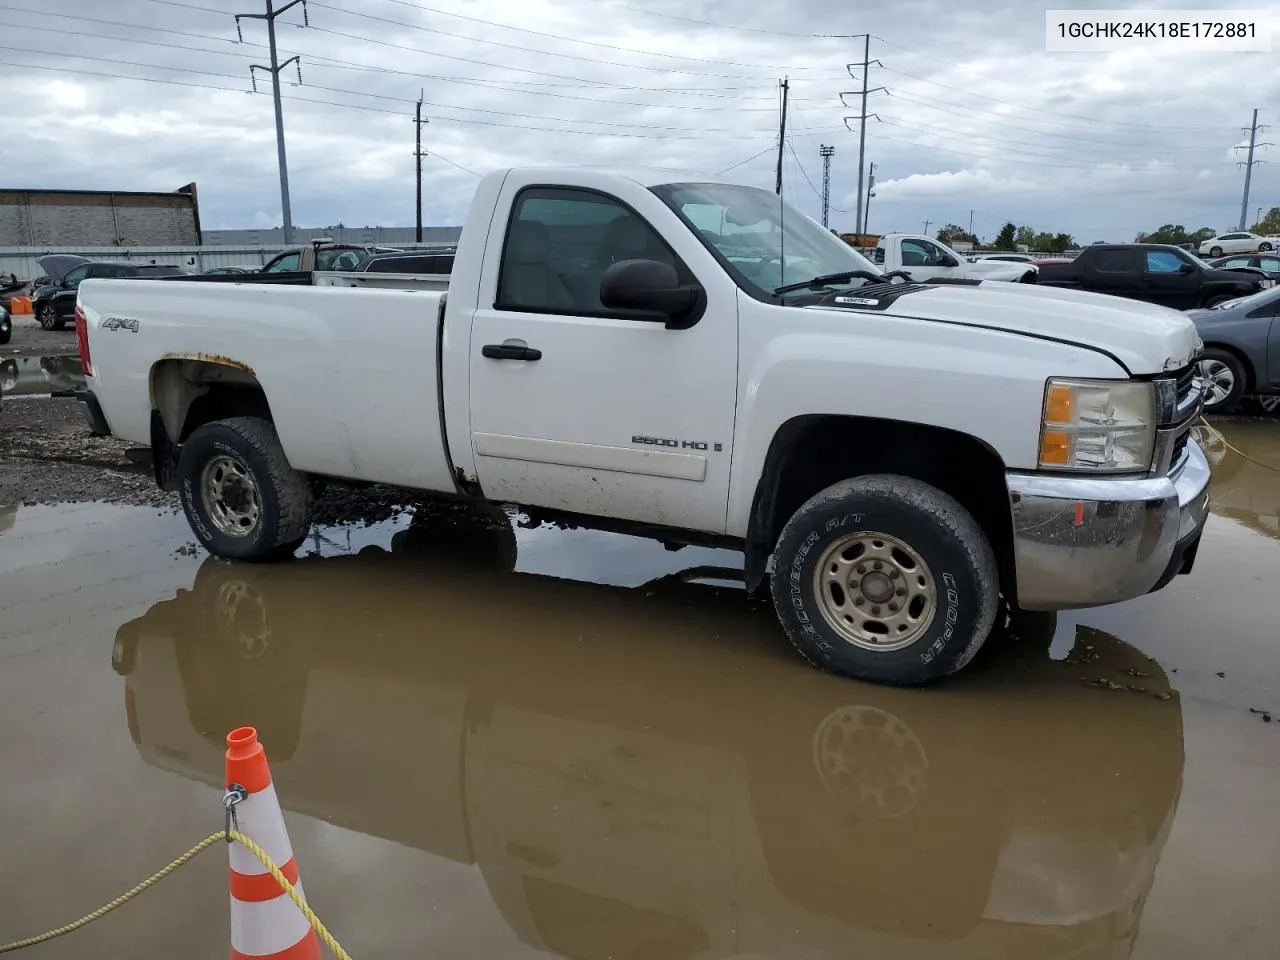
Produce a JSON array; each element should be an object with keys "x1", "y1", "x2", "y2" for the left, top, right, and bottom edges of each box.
[
  {"x1": 264, "y1": 252, "x2": 300, "y2": 273},
  {"x1": 496, "y1": 186, "x2": 690, "y2": 316},
  {"x1": 1145, "y1": 251, "x2": 1184, "y2": 274},
  {"x1": 900, "y1": 239, "x2": 932, "y2": 267},
  {"x1": 1093, "y1": 250, "x2": 1135, "y2": 273}
]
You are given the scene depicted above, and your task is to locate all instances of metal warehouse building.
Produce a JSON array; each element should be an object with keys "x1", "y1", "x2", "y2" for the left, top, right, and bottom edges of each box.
[{"x1": 0, "y1": 184, "x2": 202, "y2": 247}]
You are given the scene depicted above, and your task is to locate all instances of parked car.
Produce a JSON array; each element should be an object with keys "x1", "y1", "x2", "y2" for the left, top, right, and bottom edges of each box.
[
  {"x1": 1185, "y1": 286, "x2": 1280, "y2": 413},
  {"x1": 74, "y1": 166, "x2": 1210, "y2": 687},
  {"x1": 970, "y1": 254, "x2": 1036, "y2": 264},
  {"x1": 202, "y1": 266, "x2": 258, "y2": 276},
  {"x1": 1207, "y1": 253, "x2": 1280, "y2": 282},
  {"x1": 356, "y1": 249, "x2": 455, "y2": 275},
  {"x1": 1036, "y1": 244, "x2": 1265, "y2": 309},
  {"x1": 32, "y1": 258, "x2": 186, "y2": 330},
  {"x1": 1198, "y1": 232, "x2": 1275, "y2": 257},
  {"x1": 872, "y1": 234, "x2": 1037, "y2": 282},
  {"x1": 0, "y1": 301, "x2": 10, "y2": 345},
  {"x1": 260, "y1": 240, "x2": 401, "y2": 274}
]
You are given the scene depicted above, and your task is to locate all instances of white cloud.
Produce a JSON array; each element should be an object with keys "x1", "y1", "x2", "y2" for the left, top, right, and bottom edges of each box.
[{"x1": 0, "y1": 0, "x2": 1273, "y2": 242}]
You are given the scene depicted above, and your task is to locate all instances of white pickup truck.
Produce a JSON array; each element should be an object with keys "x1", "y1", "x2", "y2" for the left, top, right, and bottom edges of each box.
[
  {"x1": 73, "y1": 166, "x2": 1211, "y2": 686},
  {"x1": 872, "y1": 234, "x2": 1038, "y2": 283}
]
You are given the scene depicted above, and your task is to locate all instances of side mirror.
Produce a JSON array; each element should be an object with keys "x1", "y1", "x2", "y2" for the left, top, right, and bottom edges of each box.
[
  {"x1": 940, "y1": 254, "x2": 960, "y2": 268},
  {"x1": 600, "y1": 259, "x2": 704, "y2": 329},
  {"x1": 1179, "y1": 262, "x2": 1196, "y2": 275}
]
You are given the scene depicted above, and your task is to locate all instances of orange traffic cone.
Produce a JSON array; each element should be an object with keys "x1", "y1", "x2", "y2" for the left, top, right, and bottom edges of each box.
[{"x1": 225, "y1": 726, "x2": 322, "y2": 960}]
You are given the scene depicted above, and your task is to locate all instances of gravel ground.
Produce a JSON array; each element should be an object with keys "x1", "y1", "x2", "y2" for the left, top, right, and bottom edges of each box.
[{"x1": 0, "y1": 314, "x2": 77, "y2": 359}]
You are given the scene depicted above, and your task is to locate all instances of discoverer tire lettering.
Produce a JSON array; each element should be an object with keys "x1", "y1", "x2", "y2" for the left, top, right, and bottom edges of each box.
[{"x1": 769, "y1": 474, "x2": 999, "y2": 685}]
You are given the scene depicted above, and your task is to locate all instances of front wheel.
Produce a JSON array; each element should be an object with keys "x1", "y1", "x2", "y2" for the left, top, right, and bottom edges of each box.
[
  {"x1": 37, "y1": 303, "x2": 60, "y2": 331},
  {"x1": 0, "y1": 314, "x2": 10, "y2": 345},
  {"x1": 770, "y1": 475, "x2": 999, "y2": 686},
  {"x1": 177, "y1": 416, "x2": 314, "y2": 561},
  {"x1": 1199, "y1": 348, "x2": 1247, "y2": 414}
]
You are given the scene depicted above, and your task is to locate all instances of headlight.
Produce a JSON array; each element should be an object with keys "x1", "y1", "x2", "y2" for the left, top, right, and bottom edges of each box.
[{"x1": 1039, "y1": 378, "x2": 1155, "y2": 473}]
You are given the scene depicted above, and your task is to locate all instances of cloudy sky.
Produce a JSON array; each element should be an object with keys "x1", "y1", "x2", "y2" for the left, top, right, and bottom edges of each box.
[{"x1": 1, "y1": 0, "x2": 1276, "y2": 242}]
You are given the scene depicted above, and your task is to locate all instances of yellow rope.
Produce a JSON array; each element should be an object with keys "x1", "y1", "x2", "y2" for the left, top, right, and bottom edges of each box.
[
  {"x1": 0, "y1": 830, "x2": 351, "y2": 959},
  {"x1": 1199, "y1": 417, "x2": 1280, "y2": 474}
]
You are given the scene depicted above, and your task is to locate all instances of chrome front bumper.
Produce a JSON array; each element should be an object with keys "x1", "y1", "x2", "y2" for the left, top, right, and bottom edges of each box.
[{"x1": 1006, "y1": 438, "x2": 1212, "y2": 610}]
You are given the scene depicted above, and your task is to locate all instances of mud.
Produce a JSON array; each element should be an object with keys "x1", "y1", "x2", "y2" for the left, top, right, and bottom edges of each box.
[{"x1": 2, "y1": 417, "x2": 1280, "y2": 959}]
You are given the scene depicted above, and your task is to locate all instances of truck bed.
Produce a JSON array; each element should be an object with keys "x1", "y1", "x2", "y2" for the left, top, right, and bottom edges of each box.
[{"x1": 79, "y1": 279, "x2": 459, "y2": 492}]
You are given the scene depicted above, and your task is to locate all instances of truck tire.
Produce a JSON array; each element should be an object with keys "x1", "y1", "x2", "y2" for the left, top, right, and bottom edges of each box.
[
  {"x1": 770, "y1": 475, "x2": 999, "y2": 686},
  {"x1": 177, "y1": 416, "x2": 313, "y2": 562},
  {"x1": 1198, "y1": 348, "x2": 1247, "y2": 414}
]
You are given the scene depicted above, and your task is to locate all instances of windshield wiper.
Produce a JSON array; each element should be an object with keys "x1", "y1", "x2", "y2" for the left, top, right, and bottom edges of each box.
[{"x1": 773, "y1": 270, "x2": 886, "y2": 296}]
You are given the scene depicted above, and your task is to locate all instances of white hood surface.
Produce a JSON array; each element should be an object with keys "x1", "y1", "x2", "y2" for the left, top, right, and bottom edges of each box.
[{"x1": 838, "y1": 280, "x2": 1203, "y2": 375}]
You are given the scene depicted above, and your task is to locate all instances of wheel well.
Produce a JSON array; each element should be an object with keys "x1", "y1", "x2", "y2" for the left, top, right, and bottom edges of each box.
[
  {"x1": 1202, "y1": 342, "x2": 1255, "y2": 393},
  {"x1": 1019, "y1": 270, "x2": 1037, "y2": 283},
  {"x1": 744, "y1": 415, "x2": 1015, "y2": 602},
  {"x1": 150, "y1": 358, "x2": 273, "y2": 444}
]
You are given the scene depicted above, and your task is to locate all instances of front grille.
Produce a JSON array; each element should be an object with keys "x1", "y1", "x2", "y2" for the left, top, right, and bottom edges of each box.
[
  {"x1": 1170, "y1": 430, "x2": 1189, "y2": 467},
  {"x1": 1175, "y1": 363, "x2": 1197, "y2": 407}
]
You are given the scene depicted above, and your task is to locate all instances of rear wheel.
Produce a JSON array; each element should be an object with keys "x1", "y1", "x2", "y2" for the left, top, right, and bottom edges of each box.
[
  {"x1": 1198, "y1": 348, "x2": 1247, "y2": 414},
  {"x1": 1259, "y1": 242, "x2": 1273, "y2": 252},
  {"x1": 1209, "y1": 246, "x2": 1223, "y2": 258},
  {"x1": 177, "y1": 416, "x2": 313, "y2": 561},
  {"x1": 769, "y1": 475, "x2": 999, "y2": 686}
]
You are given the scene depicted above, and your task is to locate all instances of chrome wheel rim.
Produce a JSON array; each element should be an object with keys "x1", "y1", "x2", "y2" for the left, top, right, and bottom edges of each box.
[
  {"x1": 1198, "y1": 358, "x2": 1235, "y2": 405},
  {"x1": 39, "y1": 305, "x2": 56, "y2": 328},
  {"x1": 201, "y1": 455, "x2": 261, "y2": 538},
  {"x1": 813, "y1": 531, "x2": 937, "y2": 651}
]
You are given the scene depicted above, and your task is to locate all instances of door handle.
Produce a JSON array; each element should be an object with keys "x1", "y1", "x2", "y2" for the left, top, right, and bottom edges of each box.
[{"x1": 482, "y1": 342, "x2": 542, "y2": 361}]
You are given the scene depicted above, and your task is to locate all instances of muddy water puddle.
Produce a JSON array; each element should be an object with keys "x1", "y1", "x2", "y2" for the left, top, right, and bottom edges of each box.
[
  {"x1": 3, "y1": 419, "x2": 1280, "y2": 958},
  {"x1": 0, "y1": 354, "x2": 83, "y2": 398}
]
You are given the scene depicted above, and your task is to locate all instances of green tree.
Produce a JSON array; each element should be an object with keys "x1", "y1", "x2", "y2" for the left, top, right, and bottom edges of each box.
[
  {"x1": 994, "y1": 222, "x2": 1017, "y2": 250},
  {"x1": 1014, "y1": 225, "x2": 1037, "y2": 248},
  {"x1": 1250, "y1": 208, "x2": 1280, "y2": 234},
  {"x1": 1049, "y1": 232, "x2": 1076, "y2": 253},
  {"x1": 936, "y1": 223, "x2": 977, "y2": 246}
]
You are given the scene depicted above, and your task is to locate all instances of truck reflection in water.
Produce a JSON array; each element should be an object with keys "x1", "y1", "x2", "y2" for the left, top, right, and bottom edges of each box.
[{"x1": 113, "y1": 503, "x2": 1183, "y2": 960}]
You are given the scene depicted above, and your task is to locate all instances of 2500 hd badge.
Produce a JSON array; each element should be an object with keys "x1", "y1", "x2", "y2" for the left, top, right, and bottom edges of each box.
[{"x1": 632, "y1": 435, "x2": 723, "y2": 452}]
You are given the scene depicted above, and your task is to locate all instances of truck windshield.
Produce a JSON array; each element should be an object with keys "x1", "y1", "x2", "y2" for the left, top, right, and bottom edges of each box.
[{"x1": 652, "y1": 182, "x2": 882, "y2": 300}]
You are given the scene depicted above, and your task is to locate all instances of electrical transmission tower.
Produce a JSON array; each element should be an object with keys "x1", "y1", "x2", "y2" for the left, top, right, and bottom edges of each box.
[
  {"x1": 1235, "y1": 109, "x2": 1272, "y2": 230},
  {"x1": 819, "y1": 145, "x2": 835, "y2": 227},
  {"x1": 236, "y1": 0, "x2": 309, "y2": 243},
  {"x1": 841, "y1": 35, "x2": 885, "y2": 239}
]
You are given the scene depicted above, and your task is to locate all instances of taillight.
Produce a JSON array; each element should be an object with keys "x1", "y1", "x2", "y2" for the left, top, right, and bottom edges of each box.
[{"x1": 75, "y1": 305, "x2": 92, "y2": 377}]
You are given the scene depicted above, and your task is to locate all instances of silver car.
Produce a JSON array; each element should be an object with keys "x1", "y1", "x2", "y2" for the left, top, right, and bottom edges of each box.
[{"x1": 1187, "y1": 287, "x2": 1280, "y2": 413}]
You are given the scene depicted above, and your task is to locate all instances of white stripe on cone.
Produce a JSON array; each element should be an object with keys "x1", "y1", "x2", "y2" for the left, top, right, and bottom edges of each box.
[
  {"x1": 229, "y1": 782, "x2": 295, "y2": 877},
  {"x1": 230, "y1": 883, "x2": 314, "y2": 957}
]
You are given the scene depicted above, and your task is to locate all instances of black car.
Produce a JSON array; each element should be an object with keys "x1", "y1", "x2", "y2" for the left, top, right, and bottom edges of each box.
[
  {"x1": 1208, "y1": 253, "x2": 1280, "y2": 282},
  {"x1": 32, "y1": 258, "x2": 186, "y2": 330},
  {"x1": 1036, "y1": 244, "x2": 1265, "y2": 310},
  {"x1": 356, "y1": 249, "x2": 455, "y2": 275}
]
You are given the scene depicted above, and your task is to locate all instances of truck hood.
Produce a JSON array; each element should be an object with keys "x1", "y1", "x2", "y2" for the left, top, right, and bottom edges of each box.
[{"x1": 817, "y1": 280, "x2": 1202, "y2": 375}]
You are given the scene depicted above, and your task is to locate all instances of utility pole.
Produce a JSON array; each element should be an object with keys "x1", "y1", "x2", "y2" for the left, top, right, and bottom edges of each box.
[
  {"x1": 922, "y1": 219, "x2": 931, "y2": 236},
  {"x1": 775, "y1": 77, "x2": 790, "y2": 197},
  {"x1": 819, "y1": 145, "x2": 835, "y2": 227},
  {"x1": 1235, "y1": 109, "x2": 1272, "y2": 231},
  {"x1": 415, "y1": 91, "x2": 428, "y2": 243},
  {"x1": 842, "y1": 35, "x2": 885, "y2": 238},
  {"x1": 237, "y1": 0, "x2": 309, "y2": 244},
  {"x1": 968, "y1": 209, "x2": 975, "y2": 238},
  {"x1": 864, "y1": 161, "x2": 876, "y2": 234}
]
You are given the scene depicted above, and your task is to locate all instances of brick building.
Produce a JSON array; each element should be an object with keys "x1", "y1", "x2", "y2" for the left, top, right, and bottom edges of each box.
[{"x1": 0, "y1": 184, "x2": 201, "y2": 246}]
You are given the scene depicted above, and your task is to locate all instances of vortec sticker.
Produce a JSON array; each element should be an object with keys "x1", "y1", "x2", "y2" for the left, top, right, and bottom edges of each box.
[
  {"x1": 833, "y1": 296, "x2": 880, "y2": 306},
  {"x1": 101, "y1": 316, "x2": 140, "y2": 332}
]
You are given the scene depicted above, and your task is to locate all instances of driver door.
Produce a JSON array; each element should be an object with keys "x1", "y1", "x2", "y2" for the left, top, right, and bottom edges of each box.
[
  {"x1": 899, "y1": 239, "x2": 950, "y2": 281},
  {"x1": 467, "y1": 184, "x2": 739, "y2": 534}
]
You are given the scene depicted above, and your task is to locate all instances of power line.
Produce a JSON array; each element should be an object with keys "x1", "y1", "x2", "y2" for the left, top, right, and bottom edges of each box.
[
  {"x1": 878, "y1": 64, "x2": 1233, "y2": 132},
  {"x1": 429, "y1": 150, "x2": 481, "y2": 178},
  {"x1": 369, "y1": 0, "x2": 826, "y2": 69},
  {"x1": 579, "y1": 0, "x2": 854, "y2": 39},
  {"x1": 309, "y1": 0, "x2": 845, "y2": 80},
  {"x1": 716, "y1": 144, "x2": 777, "y2": 175}
]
